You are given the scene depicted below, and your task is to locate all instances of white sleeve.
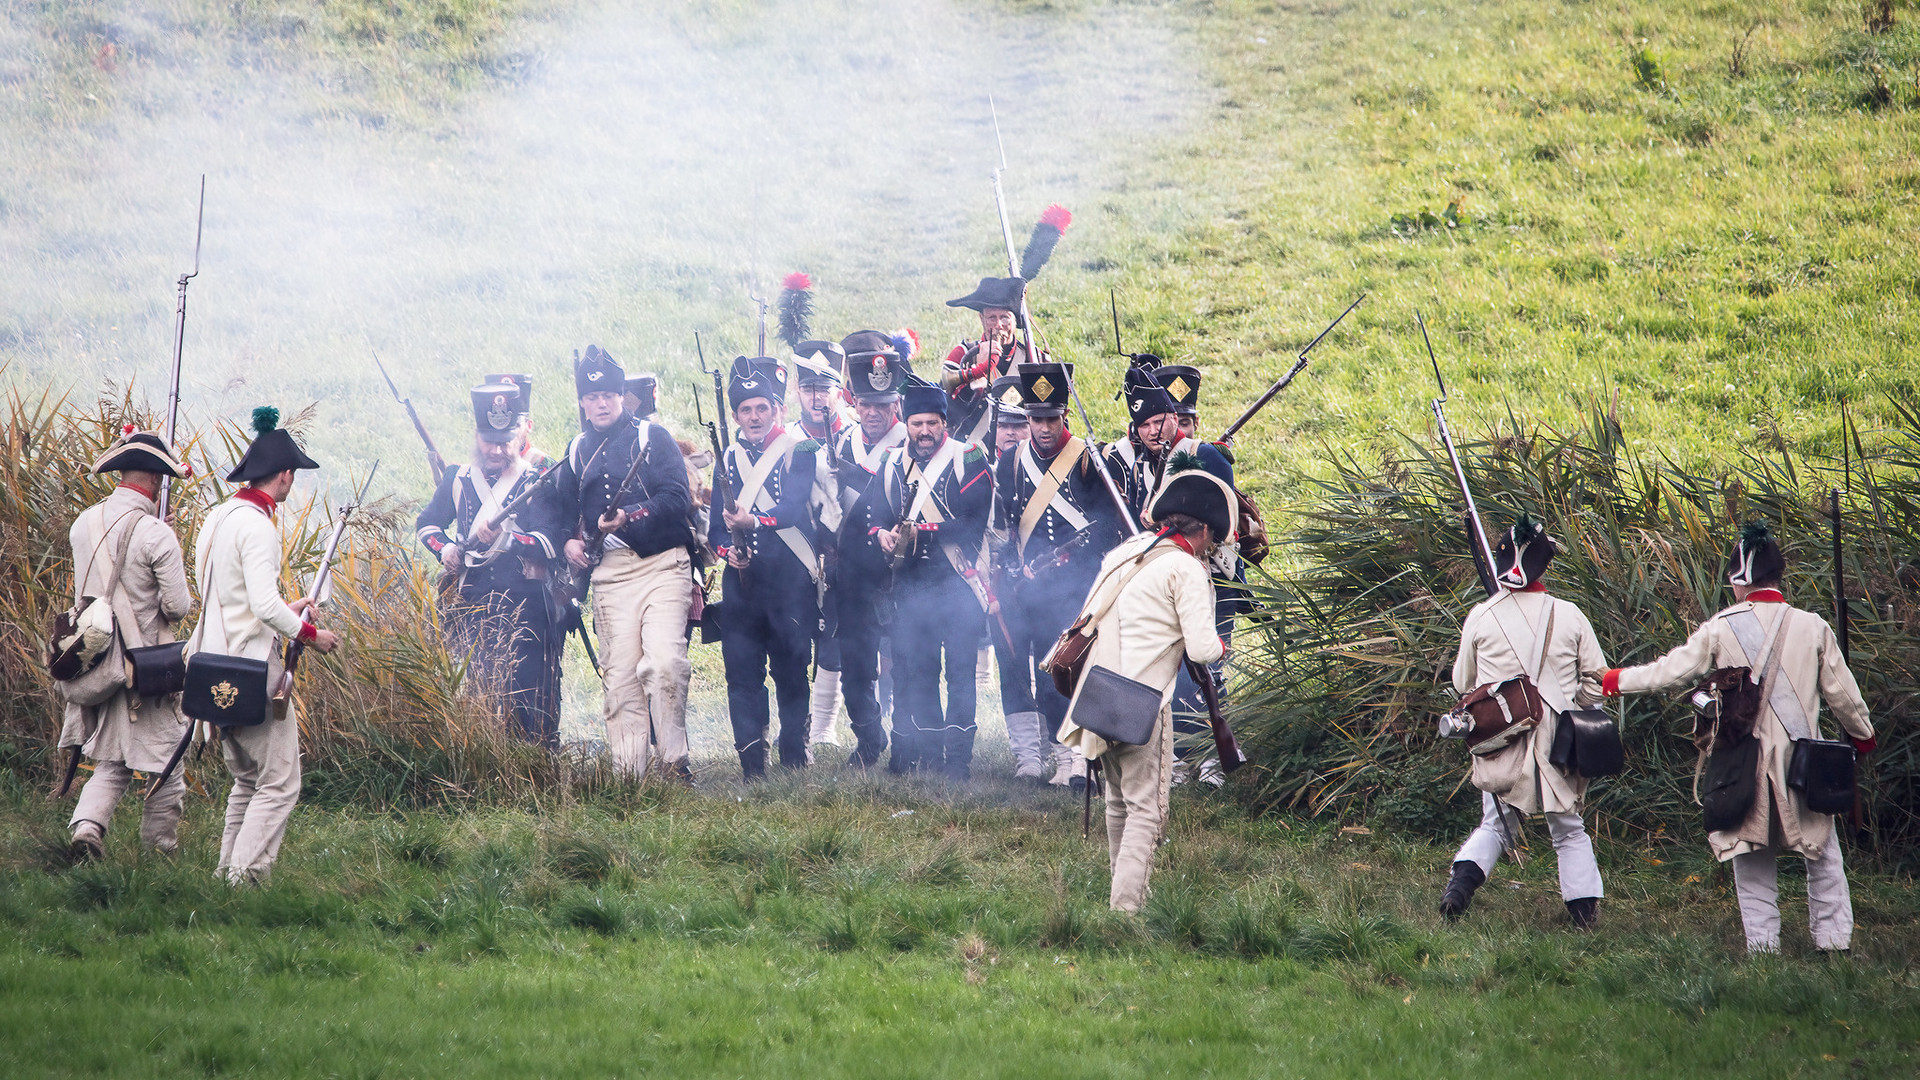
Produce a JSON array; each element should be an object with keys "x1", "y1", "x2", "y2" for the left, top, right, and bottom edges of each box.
[{"x1": 239, "y1": 521, "x2": 306, "y2": 640}]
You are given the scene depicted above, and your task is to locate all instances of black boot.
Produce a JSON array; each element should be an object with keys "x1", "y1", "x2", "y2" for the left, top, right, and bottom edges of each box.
[
  {"x1": 1439, "y1": 860, "x2": 1486, "y2": 919},
  {"x1": 1565, "y1": 896, "x2": 1599, "y2": 931}
]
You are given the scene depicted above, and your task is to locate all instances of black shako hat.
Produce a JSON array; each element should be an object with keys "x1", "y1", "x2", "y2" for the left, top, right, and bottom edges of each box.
[
  {"x1": 472, "y1": 382, "x2": 525, "y2": 444},
  {"x1": 728, "y1": 356, "x2": 787, "y2": 411},
  {"x1": 792, "y1": 340, "x2": 846, "y2": 388},
  {"x1": 1123, "y1": 366, "x2": 1178, "y2": 426},
  {"x1": 1493, "y1": 514, "x2": 1559, "y2": 590},
  {"x1": 226, "y1": 407, "x2": 320, "y2": 483},
  {"x1": 1727, "y1": 520, "x2": 1785, "y2": 586},
  {"x1": 1153, "y1": 365, "x2": 1202, "y2": 417},
  {"x1": 1018, "y1": 363, "x2": 1073, "y2": 419},
  {"x1": 901, "y1": 376, "x2": 948, "y2": 421},
  {"x1": 989, "y1": 376, "x2": 1029, "y2": 423},
  {"x1": 92, "y1": 428, "x2": 190, "y2": 478},
  {"x1": 624, "y1": 374, "x2": 659, "y2": 417},
  {"x1": 575, "y1": 345, "x2": 624, "y2": 398},
  {"x1": 1146, "y1": 453, "x2": 1236, "y2": 542},
  {"x1": 946, "y1": 277, "x2": 1027, "y2": 326},
  {"x1": 485, "y1": 372, "x2": 534, "y2": 416},
  {"x1": 842, "y1": 330, "x2": 910, "y2": 402}
]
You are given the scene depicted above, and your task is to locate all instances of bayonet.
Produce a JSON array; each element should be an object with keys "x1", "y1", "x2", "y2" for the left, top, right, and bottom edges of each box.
[
  {"x1": 1218, "y1": 294, "x2": 1365, "y2": 442},
  {"x1": 159, "y1": 176, "x2": 205, "y2": 519},
  {"x1": 376, "y1": 354, "x2": 446, "y2": 486},
  {"x1": 1420, "y1": 312, "x2": 1497, "y2": 598}
]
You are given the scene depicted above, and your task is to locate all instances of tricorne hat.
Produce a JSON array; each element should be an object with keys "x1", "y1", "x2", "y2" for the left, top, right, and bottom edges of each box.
[
  {"x1": 988, "y1": 376, "x2": 1029, "y2": 422},
  {"x1": 1123, "y1": 366, "x2": 1177, "y2": 426},
  {"x1": 1146, "y1": 452, "x2": 1236, "y2": 543},
  {"x1": 92, "y1": 427, "x2": 190, "y2": 479},
  {"x1": 1726, "y1": 520, "x2": 1785, "y2": 587},
  {"x1": 575, "y1": 345, "x2": 624, "y2": 398},
  {"x1": 472, "y1": 382, "x2": 524, "y2": 444},
  {"x1": 1493, "y1": 514, "x2": 1558, "y2": 590},
  {"x1": 1018, "y1": 362, "x2": 1073, "y2": 419},
  {"x1": 226, "y1": 407, "x2": 320, "y2": 483},
  {"x1": 901, "y1": 376, "x2": 948, "y2": 421},
  {"x1": 728, "y1": 356, "x2": 788, "y2": 411},
  {"x1": 1153, "y1": 364, "x2": 1202, "y2": 417},
  {"x1": 946, "y1": 277, "x2": 1027, "y2": 325}
]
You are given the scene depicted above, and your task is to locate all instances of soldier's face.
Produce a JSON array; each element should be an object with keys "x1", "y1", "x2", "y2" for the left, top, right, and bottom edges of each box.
[
  {"x1": 995, "y1": 420, "x2": 1030, "y2": 454},
  {"x1": 1135, "y1": 413, "x2": 1178, "y2": 454},
  {"x1": 475, "y1": 437, "x2": 515, "y2": 476},
  {"x1": 581, "y1": 390, "x2": 625, "y2": 431},
  {"x1": 798, "y1": 385, "x2": 834, "y2": 424},
  {"x1": 855, "y1": 399, "x2": 898, "y2": 440},
  {"x1": 1029, "y1": 414, "x2": 1066, "y2": 454},
  {"x1": 907, "y1": 413, "x2": 947, "y2": 458},
  {"x1": 734, "y1": 397, "x2": 779, "y2": 444},
  {"x1": 1176, "y1": 414, "x2": 1197, "y2": 438},
  {"x1": 979, "y1": 308, "x2": 1015, "y2": 345}
]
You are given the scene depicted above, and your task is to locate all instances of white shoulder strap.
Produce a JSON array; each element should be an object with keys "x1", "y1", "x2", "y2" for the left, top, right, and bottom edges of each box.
[
  {"x1": 1486, "y1": 593, "x2": 1569, "y2": 714},
  {"x1": 1726, "y1": 608, "x2": 1813, "y2": 740}
]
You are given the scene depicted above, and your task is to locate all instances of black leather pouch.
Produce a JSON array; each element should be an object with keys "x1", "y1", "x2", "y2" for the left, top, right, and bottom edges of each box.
[
  {"x1": 1787, "y1": 738, "x2": 1857, "y2": 815},
  {"x1": 1073, "y1": 665, "x2": 1164, "y2": 747},
  {"x1": 1702, "y1": 733, "x2": 1761, "y2": 833},
  {"x1": 182, "y1": 652, "x2": 271, "y2": 728},
  {"x1": 699, "y1": 601, "x2": 725, "y2": 645},
  {"x1": 126, "y1": 642, "x2": 188, "y2": 698},
  {"x1": 1550, "y1": 708, "x2": 1624, "y2": 778}
]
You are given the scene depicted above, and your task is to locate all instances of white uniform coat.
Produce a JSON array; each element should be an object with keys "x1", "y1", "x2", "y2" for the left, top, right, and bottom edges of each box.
[
  {"x1": 1613, "y1": 599, "x2": 1871, "y2": 861},
  {"x1": 192, "y1": 496, "x2": 306, "y2": 662},
  {"x1": 1452, "y1": 588, "x2": 1606, "y2": 816},
  {"x1": 57, "y1": 485, "x2": 193, "y2": 772},
  {"x1": 1059, "y1": 533, "x2": 1224, "y2": 759}
]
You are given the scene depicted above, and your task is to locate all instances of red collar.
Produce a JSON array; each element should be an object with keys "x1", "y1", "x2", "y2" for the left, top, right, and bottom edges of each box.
[
  {"x1": 1746, "y1": 589, "x2": 1786, "y2": 603},
  {"x1": 235, "y1": 486, "x2": 278, "y2": 517},
  {"x1": 1506, "y1": 581, "x2": 1548, "y2": 593},
  {"x1": 116, "y1": 479, "x2": 157, "y2": 502},
  {"x1": 741, "y1": 425, "x2": 785, "y2": 453},
  {"x1": 1164, "y1": 529, "x2": 1199, "y2": 557}
]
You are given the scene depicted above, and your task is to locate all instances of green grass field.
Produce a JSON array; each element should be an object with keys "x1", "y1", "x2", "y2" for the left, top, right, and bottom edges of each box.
[{"x1": 8, "y1": 0, "x2": 1920, "y2": 1074}]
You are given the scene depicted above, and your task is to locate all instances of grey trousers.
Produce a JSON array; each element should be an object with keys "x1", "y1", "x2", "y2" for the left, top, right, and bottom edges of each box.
[
  {"x1": 1454, "y1": 791, "x2": 1605, "y2": 901},
  {"x1": 218, "y1": 711, "x2": 302, "y2": 884},
  {"x1": 70, "y1": 760, "x2": 186, "y2": 850},
  {"x1": 1102, "y1": 705, "x2": 1175, "y2": 913},
  {"x1": 1732, "y1": 827, "x2": 1853, "y2": 953}
]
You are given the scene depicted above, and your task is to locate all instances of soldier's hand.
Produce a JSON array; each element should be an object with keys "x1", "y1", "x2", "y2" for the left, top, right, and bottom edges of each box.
[
  {"x1": 440, "y1": 544, "x2": 463, "y2": 573},
  {"x1": 598, "y1": 508, "x2": 627, "y2": 534},
  {"x1": 289, "y1": 596, "x2": 314, "y2": 616},
  {"x1": 726, "y1": 548, "x2": 752, "y2": 569},
  {"x1": 473, "y1": 519, "x2": 501, "y2": 545},
  {"x1": 1574, "y1": 673, "x2": 1604, "y2": 707},
  {"x1": 310, "y1": 627, "x2": 341, "y2": 655},
  {"x1": 876, "y1": 529, "x2": 898, "y2": 554},
  {"x1": 722, "y1": 506, "x2": 757, "y2": 532},
  {"x1": 564, "y1": 538, "x2": 592, "y2": 570}
]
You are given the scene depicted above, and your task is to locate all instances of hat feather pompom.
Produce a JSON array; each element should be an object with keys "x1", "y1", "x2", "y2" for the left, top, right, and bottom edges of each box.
[
  {"x1": 777, "y1": 272, "x2": 814, "y2": 350},
  {"x1": 891, "y1": 328, "x2": 921, "y2": 361},
  {"x1": 1511, "y1": 513, "x2": 1542, "y2": 545},
  {"x1": 1166, "y1": 450, "x2": 1205, "y2": 476},
  {"x1": 1741, "y1": 520, "x2": 1773, "y2": 546},
  {"x1": 1019, "y1": 204, "x2": 1073, "y2": 281},
  {"x1": 251, "y1": 406, "x2": 280, "y2": 436}
]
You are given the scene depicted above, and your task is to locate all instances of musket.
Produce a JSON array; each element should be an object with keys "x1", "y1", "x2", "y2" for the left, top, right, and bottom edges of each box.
[
  {"x1": 437, "y1": 460, "x2": 562, "y2": 600},
  {"x1": 376, "y1": 354, "x2": 446, "y2": 486},
  {"x1": 697, "y1": 338, "x2": 752, "y2": 573},
  {"x1": 1189, "y1": 657, "x2": 1244, "y2": 773},
  {"x1": 158, "y1": 176, "x2": 205, "y2": 521},
  {"x1": 1834, "y1": 397, "x2": 1850, "y2": 665},
  {"x1": 1218, "y1": 294, "x2": 1366, "y2": 443},
  {"x1": 751, "y1": 292, "x2": 769, "y2": 359},
  {"x1": 1419, "y1": 312, "x2": 1497, "y2": 598},
  {"x1": 564, "y1": 597, "x2": 602, "y2": 678}
]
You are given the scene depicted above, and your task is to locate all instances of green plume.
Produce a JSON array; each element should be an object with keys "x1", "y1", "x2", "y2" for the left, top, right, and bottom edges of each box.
[
  {"x1": 250, "y1": 406, "x2": 279, "y2": 436},
  {"x1": 1166, "y1": 450, "x2": 1205, "y2": 475},
  {"x1": 1511, "y1": 513, "x2": 1542, "y2": 545},
  {"x1": 1740, "y1": 519, "x2": 1773, "y2": 546}
]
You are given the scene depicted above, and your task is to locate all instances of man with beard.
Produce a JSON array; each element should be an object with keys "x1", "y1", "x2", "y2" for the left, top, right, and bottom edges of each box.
[
  {"x1": 991, "y1": 363, "x2": 1120, "y2": 786},
  {"x1": 418, "y1": 380, "x2": 564, "y2": 747},
  {"x1": 827, "y1": 338, "x2": 913, "y2": 765},
  {"x1": 871, "y1": 379, "x2": 994, "y2": 779},
  {"x1": 710, "y1": 355, "x2": 824, "y2": 780},
  {"x1": 540, "y1": 346, "x2": 694, "y2": 779}
]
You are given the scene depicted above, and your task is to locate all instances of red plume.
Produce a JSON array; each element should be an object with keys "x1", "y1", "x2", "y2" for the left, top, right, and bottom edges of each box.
[
  {"x1": 1040, "y1": 204, "x2": 1073, "y2": 232},
  {"x1": 783, "y1": 272, "x2": 812, "y2": 291},
  {"x1": 121, "y1": 423, "x2": 136, "y2": 436}
]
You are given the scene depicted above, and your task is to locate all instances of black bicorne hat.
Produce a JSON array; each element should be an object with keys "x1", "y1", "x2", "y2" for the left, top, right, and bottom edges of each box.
[
  {"x1": 1153, "y1": 365, "x2": 1202, "y2": 417},
  {"x1": 946, "y1": 277, "x2": 1027, "y2": 324},
  {"x1": 1493, "y1": 514, "x2": 1559, "y2": 590},
  {"x1": 226, "y1": 407, "x2": 321, "y2": 483},
  {"x1": 901, "y1": 376, "x2": 948, "y2": 421},
  {"x1": 92, "y1": 428, "x2": 190, "y2": 479},
  {"x1": 1019, "y1": 363, "x2": 1073, "y2": 419},
  {"x1": 1727, "y1": 521, "x2": 1785, "y2": 587},
  {"x1": 728, "y1": 356, "x2": 788, "y2": 411},
  {"x1": 989, "y1": 376, "x2": 1029, "y2": 422},
  {"x1": 624, "y1": 374, "x2": 659, "y2": 417},
  {"x1": 1123, "y1": 366, "x2": 1177, "y2": 426},
  {"x1": 792, "y1": 340, "x2": 846, "y2": 388},
  {"x1": 575, "y1": 345, "x2": 625, "y2": 398},
  {"x1": 485, "y1": 372, "x2": 534, "y2": 416},
  {"x1": 1147, "y1": 452, "x2": 1236, "y2": 542},
  {"x1": 472, "y1": 382, "x2": 524, "y2": 444}
]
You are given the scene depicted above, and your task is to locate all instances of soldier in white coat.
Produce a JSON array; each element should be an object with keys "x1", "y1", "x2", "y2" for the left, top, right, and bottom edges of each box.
[
  {"x1": 1439, "y1": 516, "x2": 1609, "y2": 929},
  {"x1": 196, "y1": 408, "x2": 339, "y2": 885},
  {"x1": 1593, "y1": 522, "x2": 1874, "y2": 954},
  {"x1": 60, "y1": 430, "x2": 195, "y2": 858},
  {"x1": 1058, "y1": 460, "x2": 1231, "y2": 913}
]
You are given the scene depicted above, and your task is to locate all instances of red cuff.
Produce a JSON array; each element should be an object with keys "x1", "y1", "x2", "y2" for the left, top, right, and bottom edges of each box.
[
  {"x1": 1601, "y1": 668, "x2": 1622, "y2": 697},
  {"x1": 916, "y1": 522, "x2": 939, "y2": 532},
  {"x1": 298, "y1": 621, "x2": 318, "y2": 643},
  {"x1": 756, "y1": 515, "x2": 777, "y2": 527},
  {"x1": 1851, "y1": 736, "x2": 1876, "y2": 757}
]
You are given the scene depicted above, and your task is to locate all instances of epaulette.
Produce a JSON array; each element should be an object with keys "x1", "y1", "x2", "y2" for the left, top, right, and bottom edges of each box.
[
  {"x1": 794, "y1": 438, "x2": 822, "y2": 454},
  {"x1": 963, "y1": 444, "x2": 987, "y2": 465}
]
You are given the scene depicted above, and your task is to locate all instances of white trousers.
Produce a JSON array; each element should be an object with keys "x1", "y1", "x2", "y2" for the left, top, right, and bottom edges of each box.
[
  {"x1": 1454, "y1": 791, "x2": 1604, "y2": 901},
  {"x1": 1731, "y1": 828, "x2": 1853, "y2": 953},
  {"x1": 70, "y1": 760, "x2": 186, "y2": 850},
  {"x1": 591, "y1": 547, "x2": 693, "y2": 774},
  {"x1": 219, "y1": 710, "x2": 302, "y2": 884}
]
